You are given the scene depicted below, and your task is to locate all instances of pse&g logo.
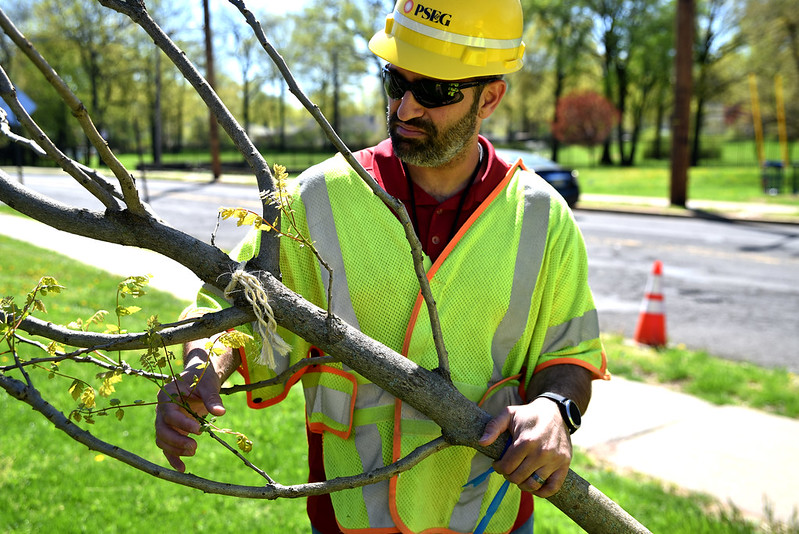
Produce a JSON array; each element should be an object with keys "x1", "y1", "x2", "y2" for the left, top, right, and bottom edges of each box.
[{"x1": 402, "y1": 0, "x2": 452, "y2": 27}]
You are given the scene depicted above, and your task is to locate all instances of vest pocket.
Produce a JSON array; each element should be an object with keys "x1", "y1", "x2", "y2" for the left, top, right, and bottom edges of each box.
[{"x1": 303, "y1": 366, "x2": 358, "y2": 439}]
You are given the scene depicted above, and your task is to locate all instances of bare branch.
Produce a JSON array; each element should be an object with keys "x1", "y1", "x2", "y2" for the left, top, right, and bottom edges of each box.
[
  {"x1": 0, "y1": 372, "x2": 450, "y2": 499},
  {"x1": 0, "y1": 114, "x2": 130, "y2": 205},
  {"x1": 0, "y1": 64, "x2": 124, "y2": 211},
  {"x1": 0, "y1": 7, "x2": 146, "y2": 215},
  {"x1": 0, "y1": 108, "x2": 45, "y2": 156},
  {"x1": 97, "y1": 0, "x2": 281, "y2": 276},
  {"x1": 222, "y1": 355, "x2": 336, "y2": 394},
  {"x1": 0, "y1": 306, "x2": 253, "y2": 355}
]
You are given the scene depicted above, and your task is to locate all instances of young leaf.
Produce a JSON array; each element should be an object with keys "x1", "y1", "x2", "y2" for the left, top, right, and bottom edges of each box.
[
  {"x1": 115, "y1": 305, "x2": 142, "y2": 317},
  {"x1": 81, "y1": 387, "x2": 97, "y2": 409},
  {"x1": 68, "y1": 379, "x2": 84, "y2": 402},
  {"x1": 236, "y1": 435, "x2": 253, "y2": 453},
  {"x1": 218, "y1": 330, "x2": 253, "y2": 349}
]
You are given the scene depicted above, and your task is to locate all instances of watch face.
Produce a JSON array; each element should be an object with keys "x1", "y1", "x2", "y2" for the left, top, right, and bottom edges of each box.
[{"x1": 567, "y1": 401, "x2": 582, "y2": 427}]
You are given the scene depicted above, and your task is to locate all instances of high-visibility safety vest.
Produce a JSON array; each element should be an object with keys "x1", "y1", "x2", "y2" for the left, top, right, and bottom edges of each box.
[{"x1": 190, "y1": 153, "x2": 608, "y2": 534}]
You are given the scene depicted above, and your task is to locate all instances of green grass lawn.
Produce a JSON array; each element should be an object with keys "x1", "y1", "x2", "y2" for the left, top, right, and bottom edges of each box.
[{"x1": 2, "y1": 234, "x2": 795, "y2": 533}]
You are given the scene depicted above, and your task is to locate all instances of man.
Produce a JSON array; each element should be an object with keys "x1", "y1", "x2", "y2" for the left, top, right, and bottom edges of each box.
[{"x1": 155, "y1": 0, "x2": 608, "y2": 532}]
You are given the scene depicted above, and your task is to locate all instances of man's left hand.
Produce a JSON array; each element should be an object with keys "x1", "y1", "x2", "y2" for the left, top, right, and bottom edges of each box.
[{"x1": 478, "y1": 397, "x2": 572, "y2": 498}]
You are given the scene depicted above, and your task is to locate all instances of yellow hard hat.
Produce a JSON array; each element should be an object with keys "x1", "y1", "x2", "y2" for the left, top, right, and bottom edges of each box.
[{"x1": 368, "y1": 0, "x2": 525, "y2": 80}]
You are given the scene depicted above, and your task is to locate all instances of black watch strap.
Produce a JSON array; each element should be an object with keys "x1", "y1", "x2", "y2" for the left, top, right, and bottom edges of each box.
[{"x1": 535, "y1": 392, "x2": 581, "y2": 434}]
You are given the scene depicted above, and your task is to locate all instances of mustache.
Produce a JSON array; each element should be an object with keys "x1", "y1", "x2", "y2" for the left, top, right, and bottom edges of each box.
[{"x1": 388, "y1": 112, "x2": 435, "y2": 136}]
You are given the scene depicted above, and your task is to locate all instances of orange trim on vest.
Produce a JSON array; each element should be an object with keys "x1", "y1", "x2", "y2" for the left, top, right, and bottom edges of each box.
[
  {"x1": 477, "y1": 373, "x2": 523, "y2": 407},
  {"x1": 400, "y1": 162, "x2": 523, "y2": 357},
  {"x1": 237, "y1": 346, "x2": 319, "y2": 409},
  {"x1": 533, "y1": 354, "x2": 610, "y2": 381},
  {"x1": 389, "y1": 163, "x2": 525, "y2": 534}
]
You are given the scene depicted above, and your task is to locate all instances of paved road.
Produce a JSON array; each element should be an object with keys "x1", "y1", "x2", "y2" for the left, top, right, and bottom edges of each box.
[
  {"x1": 6, "y1": 170, "x2": 799, "y2": 371},
  {"x1": 577, "y1": 210, "x2": 799, "y2": 371}
]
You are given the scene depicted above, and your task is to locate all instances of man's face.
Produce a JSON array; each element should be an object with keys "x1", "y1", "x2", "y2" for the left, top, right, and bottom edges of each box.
[{"x1": 386, "y1": 66, "x2": 483, "y2": 168}]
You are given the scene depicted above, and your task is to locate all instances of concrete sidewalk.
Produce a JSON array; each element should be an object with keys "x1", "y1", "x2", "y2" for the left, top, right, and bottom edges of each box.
[{"x1": 2, "y1": 212, "x2": 798, "y2": 526}]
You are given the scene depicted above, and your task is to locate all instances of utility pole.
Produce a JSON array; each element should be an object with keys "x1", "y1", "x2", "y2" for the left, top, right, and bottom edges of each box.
[
  {"x1": 670, "y1": 0, "x2": 695, "y2": 207},
  {"x1": 203, "y1": 0, "x2": 222, "y2": 181}
]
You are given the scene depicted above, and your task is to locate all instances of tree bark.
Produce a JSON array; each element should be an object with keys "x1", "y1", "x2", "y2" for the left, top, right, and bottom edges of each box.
[{"x1": 670, "y1": 0, "x2": 694, "y2": 207}]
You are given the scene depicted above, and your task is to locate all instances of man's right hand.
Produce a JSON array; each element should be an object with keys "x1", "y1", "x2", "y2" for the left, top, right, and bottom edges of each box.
[{"x1": 154, "y1": 355, "x2": 226, "y2": 473}]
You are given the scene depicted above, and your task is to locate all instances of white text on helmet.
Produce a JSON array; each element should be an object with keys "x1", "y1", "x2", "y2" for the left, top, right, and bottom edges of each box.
[{"x1": 413, "y1": 4, "x2": 452, "y2": 27}]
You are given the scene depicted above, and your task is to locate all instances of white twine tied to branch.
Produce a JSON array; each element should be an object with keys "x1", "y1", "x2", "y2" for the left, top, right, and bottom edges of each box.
[{"x1": 224, "y1": 262, "x2": 291, "y2": 368}]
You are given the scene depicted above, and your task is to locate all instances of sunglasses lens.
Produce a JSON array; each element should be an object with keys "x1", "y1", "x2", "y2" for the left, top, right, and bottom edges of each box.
[
  {"x1": 415, "y1": 79, "x2": 463, "y2": 108},
  {"x1": 382, "y1": 68, "x2": 407, "y2": 100},
  {"x1": 382, "y1": 67, "x2": 464, "y2": 108}
]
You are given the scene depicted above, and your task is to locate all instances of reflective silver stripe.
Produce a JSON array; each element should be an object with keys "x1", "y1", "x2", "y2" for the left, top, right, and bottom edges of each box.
[
  {"x1": 298, "y1": 164, "x2": 361, "y2": 332},
  {"x1": 490, "y1": 173, "x2": 551, "y2": 382},
  {"x1": 448, "y1": 452, "x2": 495, "y2": 532},
  {"x1": 304, "y1": 383, "x2": 353, "y2": 428},
  {"x1": 301, "y1": 165, "x2": 393, "y2": 528},
  {"x1": 541, "y1": 309, "x2": 601, "y2": 355},
  {"x1": 356, "y1": 382, "x2": 394, "y2": 410},
  {"x1": 354, "y1": 423, "x2": 394, "y2": 528},
  {"x1": 393, "y1": 10, "x2": 522, "y2": 50}
]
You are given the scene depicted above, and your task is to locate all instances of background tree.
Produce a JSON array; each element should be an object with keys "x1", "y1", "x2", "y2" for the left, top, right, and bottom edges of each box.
[
  {"x1": 691, "y1": 0, "x2": 744, "y2": 166},
  {"x1": 585, "y1": 0, "x2": 665, "y2": 166},
  {"x1": 523, "y1": 0, "x2": 594, "y2": 163},
  {"x1": 551, "y1": 90, "x2": 620, "y2": 164},
  {"x1": 624, "y1": 1, "x2": 674, "y2": 166}
]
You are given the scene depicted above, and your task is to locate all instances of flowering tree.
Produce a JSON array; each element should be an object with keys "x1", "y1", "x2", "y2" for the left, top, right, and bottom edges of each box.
[{"x1": 551, "y1": 91, "x2": 620, "y2": 164}]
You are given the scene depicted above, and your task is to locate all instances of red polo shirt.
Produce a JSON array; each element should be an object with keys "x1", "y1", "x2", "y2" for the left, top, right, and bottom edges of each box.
[{"x1": 307, "y1": 137, "x2": 534, "y2": 532}]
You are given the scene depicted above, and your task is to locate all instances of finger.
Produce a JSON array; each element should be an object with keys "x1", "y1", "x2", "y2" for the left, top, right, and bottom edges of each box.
[
  {"x1": 478, "y1": 410, "x2": 511, "y2": 446},
  {"x1": 533, "y1": 466, "x2": 568, "y2": 498},
  {"x1": 158, "y1": 402, "x2": 203, "y2": 435},
  {"x1": 200, "y1": 389, "x2": 226, "y2": 417},
  {"x1": 155, "y1": 416, "x2": 199, "y2": 455},
  {"x1": 499, "y1": 452, "x2": 539, "y2": 485},
  {"x1": 162, "y1": 451, "x2": 187, "y2": 473}
]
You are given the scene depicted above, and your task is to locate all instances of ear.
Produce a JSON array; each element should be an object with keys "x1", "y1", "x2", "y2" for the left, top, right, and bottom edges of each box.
[{"x1": 477, "y1": 80, "x2": 507, "y2": 119}]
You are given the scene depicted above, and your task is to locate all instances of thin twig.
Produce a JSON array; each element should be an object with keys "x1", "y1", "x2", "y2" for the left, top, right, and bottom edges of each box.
[{"x1": 222, "y1": 355, "x2": 336, "y2": 394}]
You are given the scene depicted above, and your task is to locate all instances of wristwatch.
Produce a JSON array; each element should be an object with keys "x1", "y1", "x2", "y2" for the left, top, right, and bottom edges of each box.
[{"x1": 536, "y1": 392, "x2": 582, "y2": 434}]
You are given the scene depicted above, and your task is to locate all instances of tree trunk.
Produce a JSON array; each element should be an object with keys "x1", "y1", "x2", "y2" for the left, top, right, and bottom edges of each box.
[
  {"x1": 671, "y1": 0, "x2": 695, "y2": 207},
  {"x1": 203, "y1": 0, "x2": 222, "y2": 181}
]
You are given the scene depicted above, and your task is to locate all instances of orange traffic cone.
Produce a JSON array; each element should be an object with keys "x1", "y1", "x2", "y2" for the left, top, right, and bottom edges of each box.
[{"x1": 633, "y1": 260, "x2": 667, "y2": 347}]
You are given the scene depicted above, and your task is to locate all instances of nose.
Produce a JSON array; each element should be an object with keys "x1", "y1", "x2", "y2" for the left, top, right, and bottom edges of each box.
[{"x1": 395, "y1": 90, "x2": 425, "y2": 122}]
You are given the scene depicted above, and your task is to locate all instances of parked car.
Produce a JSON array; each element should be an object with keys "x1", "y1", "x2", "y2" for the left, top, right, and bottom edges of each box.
[{"x1": 494, "y1": 148, "x2": 580, "y2": 208}]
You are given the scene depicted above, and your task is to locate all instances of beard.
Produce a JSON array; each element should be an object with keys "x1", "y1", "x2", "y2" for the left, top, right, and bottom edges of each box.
[{"x1": 388, "y1": 93, "x2": 481, "y2": 168}]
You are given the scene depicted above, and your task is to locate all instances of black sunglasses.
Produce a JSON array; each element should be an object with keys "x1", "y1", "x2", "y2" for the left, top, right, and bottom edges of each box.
[{"x1": 381, "y1": 65, "x2": 500, "y2": 109}]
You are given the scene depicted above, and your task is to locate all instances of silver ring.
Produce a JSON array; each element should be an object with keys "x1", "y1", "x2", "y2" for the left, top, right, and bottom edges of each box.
[{"x1": 531, "y1": 472, "x2": 547, "y2": 486}]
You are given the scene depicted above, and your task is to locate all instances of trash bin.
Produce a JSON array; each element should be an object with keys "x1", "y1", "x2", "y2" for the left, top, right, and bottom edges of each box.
[{"x1": 761, "y1": 160, "x2": 783, "y2": 195}]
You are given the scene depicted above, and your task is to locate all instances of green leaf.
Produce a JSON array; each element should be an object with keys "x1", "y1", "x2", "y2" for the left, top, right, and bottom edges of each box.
[
  {"x1": 236, "y1": 435, "x2": 253, "y2": 453},
  {"x1": 68, "y1": 379, "x2": 84, "y2": 402},
  {"x1": 218, "y1": 330, "x2": 252, "y2": 349},
  {"x1": 115, "y1": 408, "x2": 125, "y2": 421},
  {"x1": 116, "y1": 305, "x2": 142, "y2": 317}
]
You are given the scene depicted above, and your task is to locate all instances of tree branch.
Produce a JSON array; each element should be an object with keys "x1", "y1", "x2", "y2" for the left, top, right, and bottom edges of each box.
[
  {"x1": 0, "y1": 64, "x2": 124, "y2": 211},
  {"x1": 0, "y1": 8, "x2": 146, "y2": 215},
  {"x1": 97, "y1": 0, "x2": 282, "y2": 277},
  {"x1": 0, "y1": 372, "x2": 450, "y2": 499}
]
